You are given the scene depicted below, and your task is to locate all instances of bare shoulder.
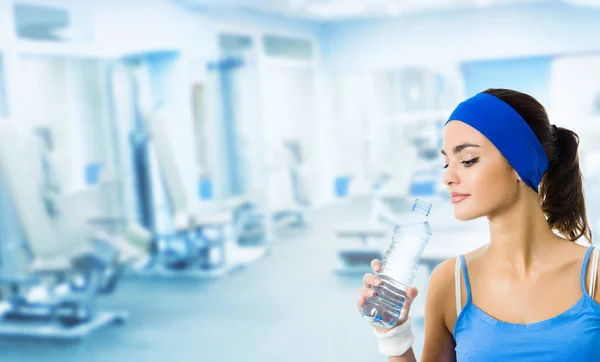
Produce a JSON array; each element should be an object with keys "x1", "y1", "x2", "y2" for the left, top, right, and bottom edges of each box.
[
  {"x1": 427, "y1": 257, "x2": 457, "y2": 305},
  {"x1": 555, "y1": 240, "x2": 600, "y2": 303},
  {"x1": 420, "y1": 256, "x2": 462, "y2": 361},
  {"x1": 558, "y1": 240, "x2": 593, "y2": 269},
  {"x1": 426, "y1": 255, "x2": 466, "y2": 331},
  {"x1": 428, "y1": 246, "x2": 485, "y2": 297},
  {"x1": 562, "y1": 240, "x2": 591, "y2": 257},
  {"x1": 428, "y1": 257, "x2": 459, "y2": 296}
]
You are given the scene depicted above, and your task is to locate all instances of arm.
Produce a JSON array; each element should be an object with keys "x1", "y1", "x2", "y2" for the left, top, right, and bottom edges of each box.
[
  {"x1": 388, "y1": 348, "x2": 417, "y2": 362},
  {"x1": 389, "y1": 259, "x2": 458, "y2": 362}
]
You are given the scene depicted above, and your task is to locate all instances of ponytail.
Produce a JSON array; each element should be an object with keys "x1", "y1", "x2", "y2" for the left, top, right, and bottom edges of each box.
[
  {"x1": 482, "y1": 88, "x2": 592, "y2": 244},
  {"x1": 540, "y1": 126, "x2": 592, "y2": 243}
]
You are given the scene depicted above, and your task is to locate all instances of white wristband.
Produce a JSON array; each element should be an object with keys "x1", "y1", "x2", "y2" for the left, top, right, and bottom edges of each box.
[{"x1": 372, "y1": 318, "x2": 415, "y2": 357}]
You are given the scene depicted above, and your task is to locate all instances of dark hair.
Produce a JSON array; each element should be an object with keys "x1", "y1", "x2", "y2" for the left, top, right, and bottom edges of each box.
[{"x1": 483, "y1": 88, "x2": 592, "y2": 243}]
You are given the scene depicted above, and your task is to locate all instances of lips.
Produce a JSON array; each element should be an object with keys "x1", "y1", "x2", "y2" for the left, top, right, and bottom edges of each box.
[{"x1": 450, "y1": 192, "x2": 470, "y2": 204}]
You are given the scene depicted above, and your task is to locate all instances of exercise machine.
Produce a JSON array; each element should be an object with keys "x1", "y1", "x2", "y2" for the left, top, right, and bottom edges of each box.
[{"x1": 0, "y1": 123, "x2": 139, "y2": 341}]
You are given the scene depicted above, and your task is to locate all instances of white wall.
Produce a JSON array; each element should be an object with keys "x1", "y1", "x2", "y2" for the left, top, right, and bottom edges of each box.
[
  {"x1": 90, "y1": 0, "x2": 329, "y2": 208},
  {"x1": 91, "y1": 0, "x2": 217, "y2": 56},
  {"x1": 320, "y1": 2, "x2": 600, "y2": 71},
  {"x1": 551, "y1": 54, "x2": 600, "y2": 139}
]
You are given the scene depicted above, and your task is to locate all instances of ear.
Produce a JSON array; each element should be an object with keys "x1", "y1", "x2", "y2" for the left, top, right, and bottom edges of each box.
[
  {"x1": 505, "y1": 161, "x2": 522, "y2": 183},
  {"x1": 513, "y1": 168, "x2": 522, "y2": 182}
]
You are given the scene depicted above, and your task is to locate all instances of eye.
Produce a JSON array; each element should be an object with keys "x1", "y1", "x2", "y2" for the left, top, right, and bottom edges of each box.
[
  {"x1": 461, "y1": 157, "x2": 480, "y2": 167},
  {"x1": 442, "y1": 164, "x2": 448, "y2": 169}
]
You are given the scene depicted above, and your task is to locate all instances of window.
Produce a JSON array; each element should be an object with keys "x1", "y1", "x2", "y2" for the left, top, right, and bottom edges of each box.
[
  {"x1": 12, "y1": 1, "x2": 91, "y2": 42},
  {"x1": 219, "y1": 34, "x2": 253, "y2": 56},
  {"x1": 262, "y1": 34, "x2": 313, "y2": 61}
]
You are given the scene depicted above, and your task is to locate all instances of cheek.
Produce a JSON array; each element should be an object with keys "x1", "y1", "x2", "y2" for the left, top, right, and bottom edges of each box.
[{"x1": 470, "y1": 162, "x2": 515, "y2": 199}]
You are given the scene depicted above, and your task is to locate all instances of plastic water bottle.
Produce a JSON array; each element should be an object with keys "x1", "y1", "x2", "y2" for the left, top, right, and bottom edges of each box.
[{"x1": 361, "y1": 199, "x2": 432, "y2": 329}]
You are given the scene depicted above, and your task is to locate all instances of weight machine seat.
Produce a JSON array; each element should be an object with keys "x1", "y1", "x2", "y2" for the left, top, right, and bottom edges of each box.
[
  {"x1": 101, "y1": 234, "x2": 147, "y2": 264},
  {"x1": 0, "y1": 124, "x2": 75, "y2": 260},
  {"x1": 27, "y1": 257, "x2": 77, "y2": 275},
  {"x1": 0, "y1": 123, "x2": 130, "y2": 341},
  {"x1": 172, "y1": 210, "x2": 233, "y2": 232},
  {"x1": 123, "y1": 223, "x2": 154, "y2": 251},
  {"x1": 0, "y1": 124, "x2": 138, "y2": 274},
  {"x1": 26, "y1": 238, "x2": 127, "y2": 274},
  {"x1": 192, "y1": 211, "x2": 233, "y2": 227},
  {"x1": 219, "y1": 196, "x2": 252, "y2": 211}
]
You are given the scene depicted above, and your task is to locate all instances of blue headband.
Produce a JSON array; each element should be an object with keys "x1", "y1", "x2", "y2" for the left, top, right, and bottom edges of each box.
[{"x1": 445, "y1": 92, "x2": 548, "y2": 193}]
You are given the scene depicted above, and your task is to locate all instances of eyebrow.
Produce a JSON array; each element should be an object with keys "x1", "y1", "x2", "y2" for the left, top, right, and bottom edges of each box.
[{"x1": 440, "y1": 143, "x2": 481, "y2": 156}]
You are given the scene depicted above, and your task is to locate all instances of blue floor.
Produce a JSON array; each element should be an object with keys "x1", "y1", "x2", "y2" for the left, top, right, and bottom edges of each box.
[{"x1": 0, "y1": 199, "x2": 427, "y2": 362}]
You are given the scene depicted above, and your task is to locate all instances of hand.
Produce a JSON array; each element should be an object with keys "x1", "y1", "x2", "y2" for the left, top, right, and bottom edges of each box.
[{"x1": 357, "y1": 259, "x2": 419, "y2": 333}]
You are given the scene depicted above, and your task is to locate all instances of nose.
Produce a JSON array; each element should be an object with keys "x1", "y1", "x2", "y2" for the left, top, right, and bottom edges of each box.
[{"x1": 443, "y1": 164, "x2": 459, "y2": 187}]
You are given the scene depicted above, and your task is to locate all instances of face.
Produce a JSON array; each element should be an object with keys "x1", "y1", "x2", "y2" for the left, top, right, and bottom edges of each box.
[{"x1": 441, "y1": 121, "x2": 521, "y2": 221}]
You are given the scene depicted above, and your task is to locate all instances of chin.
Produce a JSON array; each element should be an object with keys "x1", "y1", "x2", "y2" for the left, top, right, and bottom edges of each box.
[
  {"x1": 452, "y1": 204, "x2": 481, "y2": 221},
  {"x1": 453, "y1": 211, "x2": 477, "y2": 221}
]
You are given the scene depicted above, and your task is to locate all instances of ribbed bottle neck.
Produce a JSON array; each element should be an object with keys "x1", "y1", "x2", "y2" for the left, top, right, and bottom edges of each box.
[{"x1": 411, "y1": 199, "x2": 432, "y2": 217}]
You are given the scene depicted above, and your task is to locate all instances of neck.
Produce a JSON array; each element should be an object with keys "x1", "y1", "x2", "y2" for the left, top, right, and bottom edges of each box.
[{"x1": 485, "y1": 193, "x2": 561, "y2": 275}]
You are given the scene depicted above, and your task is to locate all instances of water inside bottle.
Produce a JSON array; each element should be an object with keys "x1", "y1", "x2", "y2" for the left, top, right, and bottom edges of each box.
[
  {"x1": 362, "y1": 274, "x2": 409, "y2": 327},
  {"x1": 360, "y1": 199, "x2": 432, "y2": 329}
]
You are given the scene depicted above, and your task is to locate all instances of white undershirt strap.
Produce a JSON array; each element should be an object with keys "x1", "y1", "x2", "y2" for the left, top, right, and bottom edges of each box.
[
  {"x1": 589, "y1": 247, "x2": 600, "y2": 298},
  {"x1": 455, "y1": 257, "x2": 462, "y2": 317}
]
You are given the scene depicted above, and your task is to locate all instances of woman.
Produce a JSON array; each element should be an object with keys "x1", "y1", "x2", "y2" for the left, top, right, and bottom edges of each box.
[{"x1": 357, "y1": 88, "x2": 600, "y2": 361}]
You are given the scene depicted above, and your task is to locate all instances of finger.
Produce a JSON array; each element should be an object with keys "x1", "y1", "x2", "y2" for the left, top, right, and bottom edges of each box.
[
  {"x1": 371, "y1": 259, "x2": 381, "y2": 274},
  {"x1": 357, "y1": 287, "x2": 378, "y2": 312},
  {"x1": 407, "y1": 287, "x2": 419, "y2": 300},
  {"x1": 363, "y1": 273, "x2": 381, "y2": 288},
  {"x1": 399, "y1": 287, "x2": 419, "y2": 320},
  {"x1": 360, "y1": 287, "x2": 376, "y2": 299},
  {"x1": 356, "y1": 293, "x2": 371, "y2": 311},
  {"x1": 357, "y1": 295, "x2": 365, "y2": 312}
]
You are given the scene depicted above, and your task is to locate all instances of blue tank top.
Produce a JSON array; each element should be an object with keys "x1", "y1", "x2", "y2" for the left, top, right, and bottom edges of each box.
[{"x1": 454, "y1": 246, "x2": 600, "y2": 361}]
